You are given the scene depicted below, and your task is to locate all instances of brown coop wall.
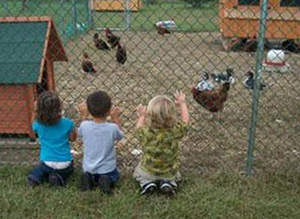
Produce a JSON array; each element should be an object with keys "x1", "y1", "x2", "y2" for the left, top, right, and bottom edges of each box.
[
  {"x1": 0, "y1": 85, "x2": 35, "y2": 137},
  {"x1": 219, "y1": 0, "x2": 300, "y2": 39},
  {"x1": 92, "y1": 0, "x2": 141, "y2": 12}
]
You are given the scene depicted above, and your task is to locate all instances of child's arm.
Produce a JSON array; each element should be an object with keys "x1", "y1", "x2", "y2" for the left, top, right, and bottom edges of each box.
[
  {"x1": 136, "y1": 104, "x2": 147, "y2": 129},
  {"x1": 175, "y1": 91, "x2": 190, "y2": 124},
  {"x1": 69, "y1": 129, "x2": 77, "y2": 142},
  {"x1": 78, "y1": 102, "x2": 89, "y2": 121},
  {"x1": 110, "y1": 106, "x2": 122, "y2": 130}
]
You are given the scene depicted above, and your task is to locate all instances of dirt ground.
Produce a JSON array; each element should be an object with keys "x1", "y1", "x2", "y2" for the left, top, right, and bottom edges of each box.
[{"x1": 3, "y1": 30, "x2": 300, "y2": 176}]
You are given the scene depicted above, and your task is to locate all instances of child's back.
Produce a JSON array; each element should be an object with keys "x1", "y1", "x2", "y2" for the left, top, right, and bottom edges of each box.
[
  {"x1": 134, "y1": 91, "x2": 189, "y2": 196},
  {"x1": 78, "y1": 91, "x2": 123, "y2": 194}
]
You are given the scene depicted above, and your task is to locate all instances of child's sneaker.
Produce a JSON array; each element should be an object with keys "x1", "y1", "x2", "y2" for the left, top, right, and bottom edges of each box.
[
  {"x1": 80, "y1": 172, "x2": 94, "y2": 191},
  {"x1": 27, "y1": 175, "x2": 39, "y2": 187},
  {"x1": 159, "y1": 181, "x2": 175, "y2": 196},
  {"x1": 48, "y1": 173, "x2": 65, "y2": 187},
  {"x1": 98, "y1": 175, "x2": 111, "y2": 195},
  {"x1": 140, "y1": 182, "x2": 157, "y2": 195}
]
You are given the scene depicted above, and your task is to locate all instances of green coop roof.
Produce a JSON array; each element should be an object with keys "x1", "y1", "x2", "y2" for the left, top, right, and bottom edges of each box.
[{"x1": 0, "y1": 17, "x2": 68, "y2": 85}]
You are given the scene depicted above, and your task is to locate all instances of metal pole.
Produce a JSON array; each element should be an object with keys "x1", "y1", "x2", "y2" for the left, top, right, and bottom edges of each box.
[
  {"x1": 86, "y1": 0, "x2": 93, "y2": 29},
  {"x1": 246, "y1": 0, "x2": 269, "y2": 176},
  {"x1": 72, "y1": 0, "x2": 78, "y2": 35},
  {"x1": 125, "y1": 0, "x2": 131, "y2": 30}
]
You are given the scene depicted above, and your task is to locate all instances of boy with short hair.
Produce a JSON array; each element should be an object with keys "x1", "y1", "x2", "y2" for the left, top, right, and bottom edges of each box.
[{"x1": 78, "y1": 91, "x2": 123, "y2": 194}]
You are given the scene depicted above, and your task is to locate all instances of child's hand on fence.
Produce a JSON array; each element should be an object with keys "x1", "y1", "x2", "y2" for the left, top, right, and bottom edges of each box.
[
  {"x1": 110, "y1": 106, "x2": 121, "y2": 121},
  {"x1": 78, "y1": 102, "x2": 89, "y2": 120},
  {"x1": 137, "y1": 104, "x2": 147, "y2": 118},
  {"x1": 175, "y1": 90, "x2": 186, "y2": 106}
]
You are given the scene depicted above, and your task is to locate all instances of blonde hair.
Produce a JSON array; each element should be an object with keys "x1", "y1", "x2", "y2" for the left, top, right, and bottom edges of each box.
[{"x1": 147, "y1": 95, "x2": 176, "y2": 129}]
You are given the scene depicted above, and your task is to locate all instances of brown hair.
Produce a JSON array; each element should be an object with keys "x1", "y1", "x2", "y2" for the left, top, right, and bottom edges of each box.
[
  {"x1": 36, "y1": 91, "x2": 62, "y2": 125},
  {"x1": 147, "y1": 95, "x2": 176, "y2": 129},
  {"x1": 87, "y1": 91, "x2": 112, "y2": 118}
]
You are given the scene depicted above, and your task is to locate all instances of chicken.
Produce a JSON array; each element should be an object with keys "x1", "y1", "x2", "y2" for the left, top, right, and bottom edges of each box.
[
  {"x1": 155, "y1": 24, "x2": 171, "y2": 35},
  {"x1": 105, "y1": 28, "x2": 120, "y2": 49},
  {"x1": 192, "y1": 70, "x2": 233, "y2": 119},
  {"x1": 116, "y1": 42, "x2": 127, "y2": 65},
  {"x1": 82, "y1": 53, "x2": 97, "y2": 73},
  {"x1": 93, "y1": 33, "x2": 110, "y2": 51},
  {"x1": 282, "y1": 40, "x2": 299, "y2": 53},
  {"x1": 155, "y1": 19, "x2": 176, "y2": 36},
  {"x1": 243, "y1": 71, "x2": 267, "y2": 90}
]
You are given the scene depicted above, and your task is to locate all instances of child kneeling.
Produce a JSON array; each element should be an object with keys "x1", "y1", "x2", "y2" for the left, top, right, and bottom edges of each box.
[
  {"x1": 27, "y1": 91, "x2": 77, "y2": 187},
  {"x1": 78, "y1": 91, "x2": 123, "y2": 194},
  {"x1": 134, "y1": 91, "x2": 189, "y2": 195}
]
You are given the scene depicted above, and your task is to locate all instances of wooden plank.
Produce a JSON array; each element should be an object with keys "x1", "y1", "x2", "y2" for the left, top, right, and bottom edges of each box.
[
  {"x1": 221, "y1": 18, "x2": 300, "y2": 39},
  {"x1": 225, "y1": 8, "x2": 300, "y2": 20},
  {"x1": 92, "y1": 0, "x2": 141, "y2": 12},
  {"x1": 0, "y1": 85, "x2": 27, "y2": 100}
]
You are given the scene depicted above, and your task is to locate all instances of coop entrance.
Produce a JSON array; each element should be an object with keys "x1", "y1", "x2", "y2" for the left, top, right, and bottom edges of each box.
[
  {"x1": 238, "y1": 0, "x2": 260, "y2": 6},
  {"x1": 36, "y1": 64, "x2": 49, "y2": 95}
]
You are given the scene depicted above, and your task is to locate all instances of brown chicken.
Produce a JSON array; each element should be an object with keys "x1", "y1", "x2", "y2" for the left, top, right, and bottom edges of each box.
[
  {"x1": 105, "y1": 28, "x2": 120, "y2": 49},
  {"x1": 82, "y1": 53, "x2": 97, "y2": 73},
  {"x1": 116, "y1": 42, "x2": 127, "y2": 65},
  {"x1": 93, "y1": 33, "x2": 110, "y2": 51},
  {"x1": 191, "y1": 72, "x2": 233, "y2": 119}
]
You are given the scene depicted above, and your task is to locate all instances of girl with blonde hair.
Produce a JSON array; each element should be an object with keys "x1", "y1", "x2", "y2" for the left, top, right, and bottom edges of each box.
[{"x1": 134, "y1": 91, "x2": 189, "y2": 195}]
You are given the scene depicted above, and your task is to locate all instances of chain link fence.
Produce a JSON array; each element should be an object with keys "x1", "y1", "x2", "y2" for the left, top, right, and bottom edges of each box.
[{"x1": 1, "y1": 0, "x2": 300, "y2": 177}]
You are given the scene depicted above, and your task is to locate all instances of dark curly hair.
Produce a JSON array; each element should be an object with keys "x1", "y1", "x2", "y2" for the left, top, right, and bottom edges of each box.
[
  {"x1": 36, "y1": 91, "x2": 62, "y2": 125},
  {"x1": 87, "y1": 91, "x2": 112, "y2": 118}
]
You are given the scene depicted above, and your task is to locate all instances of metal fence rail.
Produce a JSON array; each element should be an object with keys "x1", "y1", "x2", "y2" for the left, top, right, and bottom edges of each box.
[{"x1": 1, "y1": 0, "x2": 300, "y2": 177}]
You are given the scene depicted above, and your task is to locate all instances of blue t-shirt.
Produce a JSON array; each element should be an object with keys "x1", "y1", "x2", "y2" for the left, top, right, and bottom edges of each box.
[
  {"x1": 32, "y1": 117, "x2": 74, "y2": 162},
  {"x1": 78, "y1": 121, "x2": 123, "y2": 174}
]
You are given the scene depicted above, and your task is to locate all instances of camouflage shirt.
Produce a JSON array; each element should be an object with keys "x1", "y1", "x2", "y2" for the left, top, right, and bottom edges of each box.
[{"x1": 136, "y1": 122, "x2": 189, "y2": 178}]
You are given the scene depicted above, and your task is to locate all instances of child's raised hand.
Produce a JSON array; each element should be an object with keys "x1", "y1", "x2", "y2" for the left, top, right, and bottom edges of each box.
[
  {"x1": 110, "y1": 106, "x2": 121, "y2": 120},
  {"x1": 136, "y1": 104, "x2": 147, "y2": 118},
  {"x1": 78, "y1": 102, "x2": 89, "y2": 119},
  {"x1": 175, "y1": 90, "x2": 186, "y2": 106}
]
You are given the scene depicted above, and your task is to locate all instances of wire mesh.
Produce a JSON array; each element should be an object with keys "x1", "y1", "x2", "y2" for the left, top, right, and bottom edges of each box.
[{"x1": 0, "y1": 0, "x2": 300, "y2": 177}]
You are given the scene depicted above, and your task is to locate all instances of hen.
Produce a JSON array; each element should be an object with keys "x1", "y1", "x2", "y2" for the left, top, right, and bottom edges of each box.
[
  {"x1": 105, "y1": 28, "x2": 120, "y2": 49},
  {"x1": 243, "y1": 71, "x2": 267, "y2": 90},
  {"x1": 155, "y1": 19, "x2": 176, "y2": 36},
  {"x1": 116, "y1": 42, "x2": 127, "y2": 65},
  {"x1": 82, "y1": 53, "x2": 97, "y2": 73},
  {"x1": 211, "y1": 68, "x2": 234, "y2": 84},
  {"x1": 192, "y1": 70, "x2": 233, "y2": 119},
  {"x1": 93, "y1": 33, "x2": 110, "y2": 51}
]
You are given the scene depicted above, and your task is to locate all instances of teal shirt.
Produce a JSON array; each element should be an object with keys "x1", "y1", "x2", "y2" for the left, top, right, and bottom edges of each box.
[{"x1": 32, "y1": 117, "x2": 74, "y2": 162}]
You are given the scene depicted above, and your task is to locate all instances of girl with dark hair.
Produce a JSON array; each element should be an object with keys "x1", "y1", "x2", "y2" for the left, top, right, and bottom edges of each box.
[{"x1": 27, "y1": 91, "x2": 77, "y2": 187}]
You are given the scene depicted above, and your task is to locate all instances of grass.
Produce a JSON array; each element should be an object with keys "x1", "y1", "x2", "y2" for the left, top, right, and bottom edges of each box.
[
  {"x1": 0, "y1": 0, "x2": 219, "y2": 42},
  {"x1": 1, "y1": 166, "x2": 300, "y2": 219}
]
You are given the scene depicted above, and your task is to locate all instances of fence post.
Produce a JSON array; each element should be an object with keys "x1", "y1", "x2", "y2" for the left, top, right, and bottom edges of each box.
[
  {"x1": 86, "y1": 0, "x2": 93, "y2": 29},
  {"x1": 246, "y1": 0, "x2": 269, "y2": 176},
  {"x1": 125, "y1": 0, "x2": 131, "y2": 30},
  {"x1": 72, "y1": 0, "x2": 78, "y2": 35}
]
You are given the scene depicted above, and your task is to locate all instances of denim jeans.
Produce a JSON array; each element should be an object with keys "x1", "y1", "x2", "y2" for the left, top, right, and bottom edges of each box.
[
  {"x1": 28, "y1": 161, "x2": 73, "y2": 185},
  {"x1": 88, "y1": 168, "x2": 120, "y2": 187}
]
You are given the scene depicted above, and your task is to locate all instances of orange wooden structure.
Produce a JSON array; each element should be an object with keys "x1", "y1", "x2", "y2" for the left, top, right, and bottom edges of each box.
[
  {"x1": 219, "y1": 0, "x2": 300, "y2": 50},
  {"x1": 0, "y1": 17, "x2": 68, "y2": 138},
  {"x1": 92, "y1": 0, "x2": 142, "y2": 12}
]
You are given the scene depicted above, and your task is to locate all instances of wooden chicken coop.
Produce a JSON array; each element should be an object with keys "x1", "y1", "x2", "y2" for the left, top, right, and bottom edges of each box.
[
  {"x1": 220, "y1": 0, "x2": 300, "y2": 50},
  {"x1": 0, "y1": 17, "x2": 68, "y2": 138},
  {"x1": 92, "y1": 0, "x2": 142, "y2": 12}
]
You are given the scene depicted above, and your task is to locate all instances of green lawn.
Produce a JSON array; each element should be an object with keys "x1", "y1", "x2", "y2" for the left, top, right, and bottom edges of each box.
[
  {"x1": 1, "y1": 166, "x2": 300, "y2": 219},
  {"x1": 0, "y1": 0, "x2": 219, "y2": 42}
]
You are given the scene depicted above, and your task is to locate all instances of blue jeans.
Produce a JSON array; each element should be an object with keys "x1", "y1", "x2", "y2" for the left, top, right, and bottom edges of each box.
[
  {"x1": 89, "y1": 168, "x2": 120, "y2": 187},
  {"x1": 28, "y1": 162, "x2": 73, "y2": 185}
]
